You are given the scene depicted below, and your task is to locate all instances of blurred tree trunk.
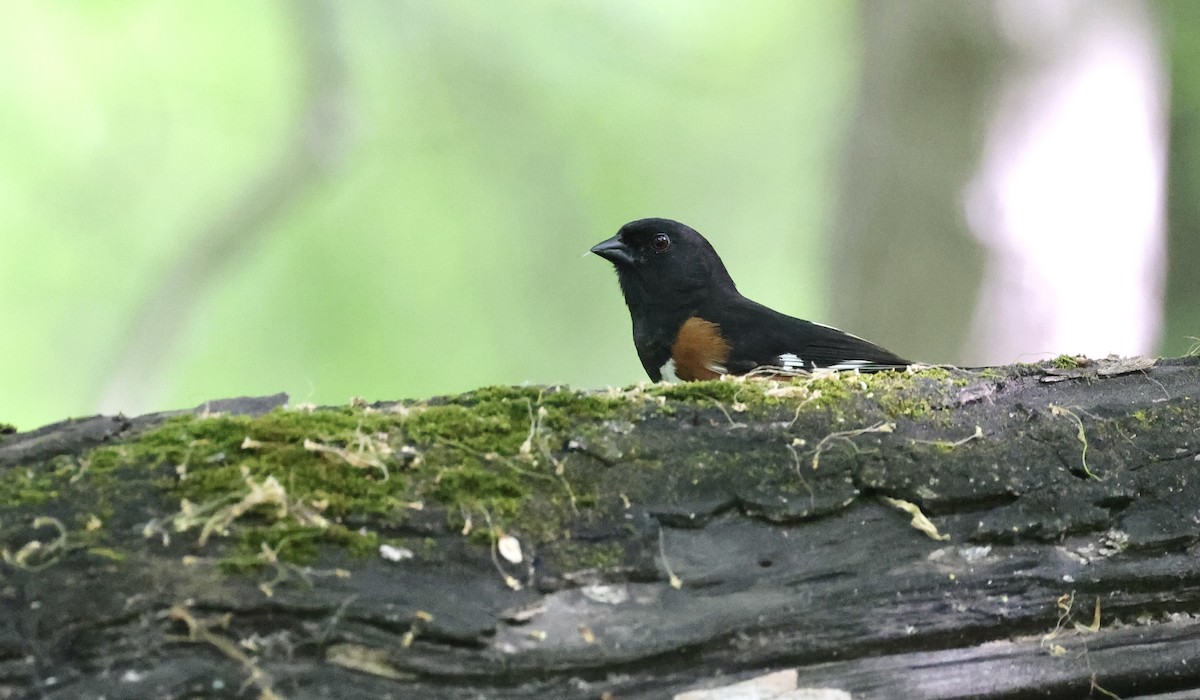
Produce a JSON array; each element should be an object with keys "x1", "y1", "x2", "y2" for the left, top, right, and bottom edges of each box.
[
  {"x1": 830, "y1": 1, "x2": 1001, "y2": 364},
  {"x1": 833, "y1": 0, "x2": 1168, "y2": 366},
  {"x1": 1163, "y1": 0, "x2": 1200, "y2": 356}
]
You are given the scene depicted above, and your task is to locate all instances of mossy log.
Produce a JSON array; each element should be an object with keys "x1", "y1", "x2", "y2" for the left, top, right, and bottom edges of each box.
[{"x1": 2, "y1": 357, "x2": 1200, "y2": 699}]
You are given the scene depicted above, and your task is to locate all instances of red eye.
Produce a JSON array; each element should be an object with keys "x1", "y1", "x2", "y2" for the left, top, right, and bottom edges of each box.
[{"x1": 651, "y1": 233, "x2": 671, "y2": 253}]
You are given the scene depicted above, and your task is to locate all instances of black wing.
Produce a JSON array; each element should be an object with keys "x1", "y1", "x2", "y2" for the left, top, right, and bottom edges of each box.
[{"x1": 709, "y1": 297, "x2": 910, "y2": 373}]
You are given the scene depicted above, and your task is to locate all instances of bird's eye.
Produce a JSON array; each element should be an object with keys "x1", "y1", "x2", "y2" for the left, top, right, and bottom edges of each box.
[{"x1": 651, "y1": 233, "x2": 671, "y2": 253}]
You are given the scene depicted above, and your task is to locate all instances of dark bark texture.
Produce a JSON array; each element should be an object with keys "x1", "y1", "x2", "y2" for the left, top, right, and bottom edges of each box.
[{"x1": 2, "y1": 358, "x2": 1200, "y2": 700}]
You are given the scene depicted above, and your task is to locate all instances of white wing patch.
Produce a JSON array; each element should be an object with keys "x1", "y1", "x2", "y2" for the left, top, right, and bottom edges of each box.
[
  {"x1": 826, "y1": 359, "x2": 876, "y2": 371},
  {"x1": 776, "y1": 353, "x2": 807, "y2": 371}
]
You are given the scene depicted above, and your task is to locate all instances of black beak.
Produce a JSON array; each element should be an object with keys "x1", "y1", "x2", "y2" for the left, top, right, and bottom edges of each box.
[{"x1": 590, "y1": 236, "x2": 635, "y2": 267}]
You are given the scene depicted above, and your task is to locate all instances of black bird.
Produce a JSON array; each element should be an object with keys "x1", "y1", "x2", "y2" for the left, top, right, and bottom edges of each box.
[{"x1": 590, "y1": 218, "x2": 911, "y2": 382}]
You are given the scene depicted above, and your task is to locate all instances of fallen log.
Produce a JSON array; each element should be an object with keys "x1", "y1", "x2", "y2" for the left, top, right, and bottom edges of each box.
[{"x1": 1, "y1": 357, "x2": 1198, "y2": 699}]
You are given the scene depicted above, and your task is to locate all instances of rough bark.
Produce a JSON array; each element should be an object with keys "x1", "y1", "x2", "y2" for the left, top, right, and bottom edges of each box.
[{"x1": 2, "y1": 358, "x2": 1199, "y2": 700}]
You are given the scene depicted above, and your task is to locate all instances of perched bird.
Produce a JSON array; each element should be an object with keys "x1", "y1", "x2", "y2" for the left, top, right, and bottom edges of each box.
[{"x1": 590, "y1": 218, "x2": 911, "y2": 382}]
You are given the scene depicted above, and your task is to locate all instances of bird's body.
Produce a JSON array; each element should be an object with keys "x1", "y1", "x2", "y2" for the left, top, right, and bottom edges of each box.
[{"x1": 591, "y1": 218, "x2": 910, "y2": 382}]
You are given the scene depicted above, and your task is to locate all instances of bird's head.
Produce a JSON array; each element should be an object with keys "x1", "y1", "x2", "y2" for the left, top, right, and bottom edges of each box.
[{"x1": 590, "y1": 218, "x2": 736, "y2": 311}]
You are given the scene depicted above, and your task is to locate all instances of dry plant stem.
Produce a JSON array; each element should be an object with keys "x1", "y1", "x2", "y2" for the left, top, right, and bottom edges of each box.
[
  {"x1": 168, "y1": 605, "x2": 284, "y2": 700},
  {"x1": 808, "y1": 421, "x2": 895, "y2": 470}
]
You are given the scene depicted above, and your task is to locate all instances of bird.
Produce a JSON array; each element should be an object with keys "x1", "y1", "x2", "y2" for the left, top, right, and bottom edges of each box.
[{"x1": 590, "y1": 218, "x2": 911, "y2": 382}]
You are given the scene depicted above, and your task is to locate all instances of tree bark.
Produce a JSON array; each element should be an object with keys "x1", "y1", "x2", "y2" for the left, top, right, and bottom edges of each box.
[{"x1": 2, "y1": 358, "x2": 1199, "y2": 699}]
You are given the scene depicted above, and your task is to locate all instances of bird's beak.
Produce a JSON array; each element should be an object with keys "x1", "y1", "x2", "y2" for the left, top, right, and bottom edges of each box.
[{"x1": 590, "y1": 236, "x2": 635, "y2": 267}]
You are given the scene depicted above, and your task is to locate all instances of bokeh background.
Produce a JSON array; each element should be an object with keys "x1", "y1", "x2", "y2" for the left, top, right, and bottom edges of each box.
[{"x1": 2, "y1": 0, "x2": 1198, "y2": 430}]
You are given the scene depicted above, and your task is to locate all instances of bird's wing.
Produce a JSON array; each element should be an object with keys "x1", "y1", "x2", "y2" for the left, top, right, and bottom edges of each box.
[{"x1": 715, "y1": 299, "x2": 910, "y2": 372}]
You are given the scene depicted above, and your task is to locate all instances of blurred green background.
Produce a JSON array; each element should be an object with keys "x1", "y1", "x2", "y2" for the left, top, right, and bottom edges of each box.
[
  {"x1": 2, "y1": 1, "x2": 1197, "y2": 430},
  {"x1": 1, "y1": 1, "x2": 856, "y2": 429}
]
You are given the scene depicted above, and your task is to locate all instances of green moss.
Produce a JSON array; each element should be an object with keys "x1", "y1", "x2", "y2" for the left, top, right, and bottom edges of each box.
[
  {"x1": 650, "y1": 380, "x2": 745, "y2": 404},
  {"x1": 451, "y1": 385, "x2": 546, "y2": 405},
  {"x1": 1, "y1": 370, "x2": 967, "y2": 577},
  {"x1": 43, "y1": 386, "x2": 628, "y2": 572},
  {"x1": 406, "y1": 403, "x2": 526, "y2": 454},
  {"x1": 636, "y1": 369, "x2": 950, "y2": 425},
  {"x1": 881, "y1": 395, "x2": 934, "y2": 419},
  {"x1": 804, "y1": 374, "x2": 856, "y2": 409},
  {"x1": 448, "y1": 384, "x2": 624, "y2": 420},
  {"x1": 86, "y1": 445, "x2": 130, "y2": 473},
  {"x1": 0, "y1": 457, "x2": 76, "y2": 506},
  {"x1": 540, "y1": 393, "x2": 627, "y2": 430},
  {"x1": 229, "y1": 523, "x2": 324, "y2": 571},
  {"x1": 799, "y1": 370, "x2": 943, "y2": 421},
  {"x1": 432, "y1": 459, "x2": 528, "y2": 517},
  {"x1": 223, "y1": 526, "x2": 379, "y2": 575},
  {"x1": 912, "y1": 367, "x2": 952, "y2": 380},
  {"x1": 1053, "y1": 355, "x2": 1082, "y2": 369},
  {"x1": 910, "y1": 366, "x2": 972, "y2": 388}
]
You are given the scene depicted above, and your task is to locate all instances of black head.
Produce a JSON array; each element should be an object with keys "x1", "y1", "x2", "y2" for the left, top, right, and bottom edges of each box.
[{"x1": 590, "y1": 218, "x2": 736, "y2": 312}]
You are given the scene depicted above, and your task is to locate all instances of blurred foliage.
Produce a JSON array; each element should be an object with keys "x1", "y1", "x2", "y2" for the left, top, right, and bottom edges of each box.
[
  {"x1": 7, "y1": 1, "x2": 1192, "y2": 433},
  {"x1": 0, "y1": 1, "x2": 857, "y2": 429},
  {"x1": 1163, "y1": 0, "x2": 1200, "y2": 357}
]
